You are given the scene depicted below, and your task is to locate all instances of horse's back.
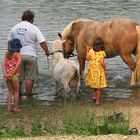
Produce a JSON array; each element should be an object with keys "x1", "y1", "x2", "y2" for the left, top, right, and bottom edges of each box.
[
  {"x1": 94, "y1": 18, "x2": 139, "y2": 57},
  {"x1": 52, "y1": 59, "x2": 79, "y2": 80},
  {"x1": 111, "y1": 18, "x2": 138, "y2": 55},
  {"x1": 110, "y1": 18, "x2": 138, "y2": 38}
]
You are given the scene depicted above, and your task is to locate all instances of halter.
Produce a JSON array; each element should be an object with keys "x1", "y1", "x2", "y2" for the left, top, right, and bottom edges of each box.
[
  {"x1": 50, "y1": 50, "x2": 63, "y2": 55},
  {"x1": 50, "y1": 50, "x2": 77, "y2": 58},
  {"x1": 67, "y1": 52, "x2": 77, "y2": 57}
]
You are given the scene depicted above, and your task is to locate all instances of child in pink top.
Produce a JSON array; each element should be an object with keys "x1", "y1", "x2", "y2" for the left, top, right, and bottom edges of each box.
[{"x1": 2, "y1": 38, "x2": 22, "y2": 112}]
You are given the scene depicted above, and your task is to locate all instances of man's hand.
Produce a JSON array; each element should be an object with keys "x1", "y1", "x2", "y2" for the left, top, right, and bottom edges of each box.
[{"x1": 45, "y1": 51, "x2": 50, "y2": 56}]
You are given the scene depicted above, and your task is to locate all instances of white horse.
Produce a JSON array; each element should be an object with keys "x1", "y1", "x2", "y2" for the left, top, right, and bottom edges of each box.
[{"x1": 50, "y1": 38, "x2": 80, "y2": 95}]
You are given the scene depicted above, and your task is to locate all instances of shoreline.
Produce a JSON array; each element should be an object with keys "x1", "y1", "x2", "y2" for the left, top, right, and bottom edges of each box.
[{"x1": 1, "y1": 91, "x2": 140, "y2": 140}]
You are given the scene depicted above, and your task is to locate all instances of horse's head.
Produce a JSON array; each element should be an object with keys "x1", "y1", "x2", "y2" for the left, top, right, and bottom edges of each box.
[{"x1": 62, "y1": 35, "x2": 75, "y2": 58}]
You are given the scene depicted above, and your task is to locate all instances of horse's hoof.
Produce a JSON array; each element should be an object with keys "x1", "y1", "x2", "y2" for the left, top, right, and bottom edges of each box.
[{"x1": 92, "y1": 98, "x2": 96, "y2": 102}]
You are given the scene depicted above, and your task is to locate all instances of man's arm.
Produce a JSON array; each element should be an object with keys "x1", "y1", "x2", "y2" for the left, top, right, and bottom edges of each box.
[{"x1": 40, "y1": 41, "x2": 50, "y2": 56}]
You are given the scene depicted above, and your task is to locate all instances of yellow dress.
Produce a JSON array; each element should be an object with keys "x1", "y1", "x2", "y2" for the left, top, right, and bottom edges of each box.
[{"x1": 85, "y1": 49, "x2": 107, "y2": 89}]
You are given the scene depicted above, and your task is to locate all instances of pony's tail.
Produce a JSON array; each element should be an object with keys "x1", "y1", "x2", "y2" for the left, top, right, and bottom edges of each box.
[{"x1": 136, "y1": 26, "x2": 140, "y2": 82}]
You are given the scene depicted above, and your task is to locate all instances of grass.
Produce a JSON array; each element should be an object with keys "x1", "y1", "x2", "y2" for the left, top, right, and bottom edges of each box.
[
  {"x1": 62, "y1": 103, "x2": 130, "y2": 135},
  {"x1": 0, "y1": 101, "x2": 131, "y2": 138}
]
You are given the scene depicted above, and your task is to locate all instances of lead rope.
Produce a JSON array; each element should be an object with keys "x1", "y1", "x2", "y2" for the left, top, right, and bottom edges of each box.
[{"x1": 47, "y1": 56, "x2": 50, "y2": 70}]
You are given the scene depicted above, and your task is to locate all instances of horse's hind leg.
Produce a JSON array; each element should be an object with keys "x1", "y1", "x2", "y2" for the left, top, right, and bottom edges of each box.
[
  {"x1": 120, "y1": 54, "x2": 136, "y2": 86},
  {"x1": 121, "y1": 54, "x2": 136, "y2": 71},
  {"x1": 130, "y1": 71, "x2": 137, "y2": 86}
]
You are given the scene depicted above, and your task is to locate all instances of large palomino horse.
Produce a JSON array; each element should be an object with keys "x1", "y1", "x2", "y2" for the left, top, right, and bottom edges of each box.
[
  {"x1": 61, "y1": 18, "x2": 140, "y2": 86},
  {"x1": 50, "y1": 40, "x2": 80, "y2": 95}
]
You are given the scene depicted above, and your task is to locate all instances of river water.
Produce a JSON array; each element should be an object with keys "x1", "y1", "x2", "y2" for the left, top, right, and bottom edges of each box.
[{"x1": 0, "y1": 0, "x2": 140, "y2": 105}]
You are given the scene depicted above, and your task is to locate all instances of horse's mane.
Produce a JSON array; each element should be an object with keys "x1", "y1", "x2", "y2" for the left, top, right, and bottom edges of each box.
[{"x1": 61, "y1": 19, "x2": 96, "y2": 40}]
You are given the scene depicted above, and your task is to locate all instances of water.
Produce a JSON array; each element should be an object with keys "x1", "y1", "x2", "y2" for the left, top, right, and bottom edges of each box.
[{"x1": 0, "y1": 0, "x2": 140, "y2": 105}]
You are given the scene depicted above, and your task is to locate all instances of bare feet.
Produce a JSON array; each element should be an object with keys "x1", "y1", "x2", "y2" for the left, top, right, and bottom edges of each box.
[
  {"x1": 14, "y1": 108, "x2": 21, "y2": 112},
  {"x1": 7, "y1": 108, "x2": 11, "y2": 112},
  {"x1": 92, "y1": 96, "x2": 96, "y2": 102},
  {"x1": 95, "y1": 102, "x2": 101, "y2": 106}
]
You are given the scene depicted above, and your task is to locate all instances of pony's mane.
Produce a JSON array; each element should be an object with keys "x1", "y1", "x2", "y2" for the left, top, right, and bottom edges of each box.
[{"x1": 61, "y1": 19, "x2": 96, "y2": 40}]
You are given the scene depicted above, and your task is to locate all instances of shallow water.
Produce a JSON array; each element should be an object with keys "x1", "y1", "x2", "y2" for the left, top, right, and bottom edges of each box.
[{"x1": 0, "y1": 0, "x2": 140, "y2": 105}]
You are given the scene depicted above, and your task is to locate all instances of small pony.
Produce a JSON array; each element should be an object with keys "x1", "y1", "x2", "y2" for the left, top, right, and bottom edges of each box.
[{"x1": 50, "y1": 34, "x2": 80, "y2": 95}]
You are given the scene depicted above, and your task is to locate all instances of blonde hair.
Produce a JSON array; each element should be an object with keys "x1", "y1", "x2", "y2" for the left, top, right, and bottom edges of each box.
[{"x1": 61, "y1": 19, "x2": 95, "y2": 40}]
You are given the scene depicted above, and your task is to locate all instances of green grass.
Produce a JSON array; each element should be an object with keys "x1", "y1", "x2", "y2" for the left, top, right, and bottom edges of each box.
[
  {"x1": 0, "y1": 102, "x2": 131, "y2": 138},
  {"x1": 62, "y1": 104, "x2": 130, "y2": 135}
]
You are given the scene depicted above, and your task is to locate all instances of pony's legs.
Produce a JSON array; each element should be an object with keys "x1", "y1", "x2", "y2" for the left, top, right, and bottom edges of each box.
[
  {"x1": 55, "y1": 81, "x2": 63, "y2": 95},
  {"x1": 64, "y1": 83, "x2": 70, "y2": 94},
  {"x1": 76, "y1": 79, "x2": 80, "y2": 94},
  {"x1": 62, "y1": 80, "x2": 70, "y2": 94},
  {"x1": 55, "y1": 81, "x2": 59, "y2": 95}
]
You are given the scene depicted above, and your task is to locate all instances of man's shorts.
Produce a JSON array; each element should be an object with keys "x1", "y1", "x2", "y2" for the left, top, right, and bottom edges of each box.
[{"x1": 20, "y1": 55, "x2": 38, "y2": 81}]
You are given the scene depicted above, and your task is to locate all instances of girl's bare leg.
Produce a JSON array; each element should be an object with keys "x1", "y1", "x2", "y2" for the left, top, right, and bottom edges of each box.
[
  {"x1": 95, "y1": 89, "x2": 101, "y2": 105},
  {"x1": 12, "y1": 79, "x2": 20, "y2": 112},
  {"x1": 92, "y1": 89, "x2": 96, "y2": 101},
  {"x1": 6, "y1": 81, "x2": 14, "y2": 112}
]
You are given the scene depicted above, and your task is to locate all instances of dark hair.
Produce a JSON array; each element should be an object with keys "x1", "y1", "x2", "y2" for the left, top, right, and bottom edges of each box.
[
  {"x1": 93, "y1": 37, "x2": 105, "y2": 52},
  {"x1": 21, "y1": 10, "x2": 35, "y2": 22}
]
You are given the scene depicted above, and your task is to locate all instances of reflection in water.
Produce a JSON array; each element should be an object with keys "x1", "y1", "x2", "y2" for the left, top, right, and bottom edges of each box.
[{"x1": 0, "y1": 0, "x2": 140, "y2": 105}]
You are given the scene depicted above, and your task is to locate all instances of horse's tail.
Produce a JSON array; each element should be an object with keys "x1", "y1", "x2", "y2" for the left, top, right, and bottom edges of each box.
[
  {"x1": 136, "y1": 26, "x2": 140, "y2": 81},
  {"x1": 130, "y1": 26, "x2": 140, "y2": 86},
  {"x1": 136, "y1": 58, "x2": 140, "y2": 82}
]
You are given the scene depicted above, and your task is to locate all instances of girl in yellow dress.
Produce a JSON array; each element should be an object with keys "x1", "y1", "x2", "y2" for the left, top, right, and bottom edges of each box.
[{"x1": 85, "y1": 37, "x2": 108, "y2": 105}]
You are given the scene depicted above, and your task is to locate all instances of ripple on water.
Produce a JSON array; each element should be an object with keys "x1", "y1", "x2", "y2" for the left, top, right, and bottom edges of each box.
[{"x1": 0, "y1": 0, "x2": 140, "y2": 105}]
